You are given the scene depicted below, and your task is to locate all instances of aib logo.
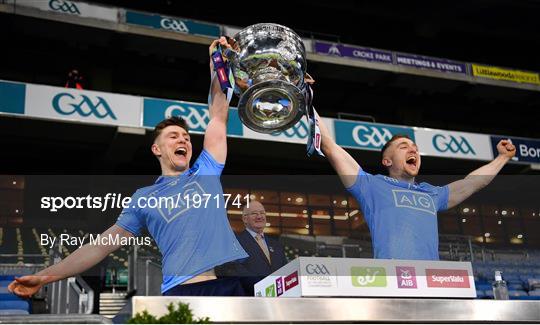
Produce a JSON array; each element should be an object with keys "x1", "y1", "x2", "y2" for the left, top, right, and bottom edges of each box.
[
  {"x1": 52, "y1": 93, "x2": 117, "y2": 120},
  {"x1": 352, "y1": 125, "x2": 393, "y2": 148},
  {"x1": 165, "y1": 104, "x2": 209, "y2": 131},
  {"x1": 49, "y1": 0, "x2": 80, "y2": 14},
  {"x1": 351, "y1": 267, "x2": 387, "y2": 287},
  {"x1": 160, "y1": 18, "x2": 189, "y2": 33},
  {"x1": 433, "y1": 134, "x2": 476, "y2": 155},
  {"x1": 275, "y1": 277, "x2": 284, "y2": 296},
  {"x1": 272, "y1": 120, "x2": 309, "y2": 139},
  {"x1": 305, "y1": 264, "x2": 330, "y2": 275},
  {"x1": 396, "y1": 266, "x2": 417, "y2": 289}
]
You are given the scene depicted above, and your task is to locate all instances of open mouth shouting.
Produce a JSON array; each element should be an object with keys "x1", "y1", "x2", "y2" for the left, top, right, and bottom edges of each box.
[
  {"x1": 174, "y1": 147, "x2": 187, "y2": 157},
  {"x1": 406, "y1": 155, "x2": 418, "y2": 169}
]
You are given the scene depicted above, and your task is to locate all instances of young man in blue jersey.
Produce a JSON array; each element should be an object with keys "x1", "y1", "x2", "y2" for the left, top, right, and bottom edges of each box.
[
  {"x1": 9, "y1": 37, "x2": 249, "y2": 297},
  {"x1": 316, "y1": 116, "x2": 516, "y2": 260}
]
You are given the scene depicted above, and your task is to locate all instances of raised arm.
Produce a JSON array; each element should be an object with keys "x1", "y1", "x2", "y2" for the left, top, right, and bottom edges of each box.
[
  {"x1": 8, "y1": 225, "x2": 132, "y2": 298},
  {"x1": 447, "y1": 139, "x2": 515, "y2": 209},
  {"x1": 317, "y1": 113, "x2": 360, "y2": 188},
  {"x1": 203, "y1": 37, "x2": 231, "y2": 164}
]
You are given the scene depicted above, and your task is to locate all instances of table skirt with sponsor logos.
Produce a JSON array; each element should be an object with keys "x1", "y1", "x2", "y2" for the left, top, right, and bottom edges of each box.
[{"x1": 254, "y1": 257, "x2": 476, "y2": 298}]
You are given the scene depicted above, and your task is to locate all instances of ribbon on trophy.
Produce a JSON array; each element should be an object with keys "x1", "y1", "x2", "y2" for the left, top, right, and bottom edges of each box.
[
  {"x1": 304, "y1": 79, "x2": 324, "y2": 157},
  {"x1": 209, "y1": 41, "x2": 235, "y2": 105}
]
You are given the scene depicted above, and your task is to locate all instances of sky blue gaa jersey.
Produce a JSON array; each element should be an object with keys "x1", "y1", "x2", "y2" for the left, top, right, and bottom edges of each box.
[
  {"x1": 116, "y1": 150, "x2": 248, "y2": 293},
  {"x1": 347, "y1": 170, "x2": 449, "y2": 260}
]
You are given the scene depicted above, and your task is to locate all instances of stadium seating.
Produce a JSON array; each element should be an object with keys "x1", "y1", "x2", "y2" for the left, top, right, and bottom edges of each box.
[
  {"x1": 472, "y1": 255, "x2": 540, "y2": 300},
  {"x1": 0, "y1": 276, "x2": 30, "y2": 315}
]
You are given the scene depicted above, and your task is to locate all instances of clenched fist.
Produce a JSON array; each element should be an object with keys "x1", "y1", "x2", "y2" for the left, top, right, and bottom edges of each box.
[{"x1": 497, "y1": 139, "x2": 516, "y2": 159}]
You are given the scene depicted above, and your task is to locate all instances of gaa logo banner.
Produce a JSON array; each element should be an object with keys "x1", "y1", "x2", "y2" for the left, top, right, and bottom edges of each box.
[
  {"x1": 49, "y1": 0, "x2": 80, "y2": 15},
  {"x1": 143, "y1": 98, "x2": 243, "y2": 136},
  {"x1": 8, "y1": 0, "x2": 119, "y2": 22},
  {"x1": 414, "y1": 129, "x2": 493, "y2": 160},
  {"x1": 125, "y1": 11, "x2": 221, "y2": 38},
  {"x1": 334, "y1": 120, "x2": 415, "y2": 150},
  {"x1": 25, "y1": 84, "x2": 141, "y2": 127}
]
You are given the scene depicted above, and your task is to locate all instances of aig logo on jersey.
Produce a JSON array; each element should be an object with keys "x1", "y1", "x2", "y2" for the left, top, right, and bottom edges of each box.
[
  {"x1": 156, "y1": 181, "x2": 206, "y2": 223},
  {"x1": 392, "y1": 190, "x2": 436, "y2": 215}
]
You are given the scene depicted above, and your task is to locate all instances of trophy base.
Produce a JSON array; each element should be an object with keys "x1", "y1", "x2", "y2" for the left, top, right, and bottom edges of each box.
[{"x1": 238, "y1": 80, "x2": 306, "y2": 134}]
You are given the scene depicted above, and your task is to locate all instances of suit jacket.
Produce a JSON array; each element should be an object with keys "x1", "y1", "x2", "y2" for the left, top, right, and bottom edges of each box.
[
  {"x1": 216, "y1": 230, "x2": 288, "y2": 295},
  {"x1": 235, "y1": 230, "x2": 288, "y2": 276}
]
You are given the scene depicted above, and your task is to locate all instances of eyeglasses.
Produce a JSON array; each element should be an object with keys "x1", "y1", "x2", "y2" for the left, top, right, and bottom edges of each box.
[{"x1": 245, "y1": 211, "x2": 266, "y2": 217}]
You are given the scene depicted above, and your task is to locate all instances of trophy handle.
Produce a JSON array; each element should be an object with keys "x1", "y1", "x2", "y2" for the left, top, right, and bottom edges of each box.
[{"x1": 305, "y1": 73, "x2": 315, "y2": 85}]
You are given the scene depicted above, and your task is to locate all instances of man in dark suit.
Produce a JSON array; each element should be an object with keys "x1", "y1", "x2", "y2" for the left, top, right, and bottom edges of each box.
[{"x1": 233, "y1": 200, "x2": 288, "y2": 295}]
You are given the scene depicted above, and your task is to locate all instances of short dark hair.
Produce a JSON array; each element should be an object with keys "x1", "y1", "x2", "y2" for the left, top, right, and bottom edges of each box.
[
  {"x1": 380, "y1": 134, "x2": 412, "y2": 163},
  {"x1": 153, "y1": 116, "x2": 189, "y2": 142}
]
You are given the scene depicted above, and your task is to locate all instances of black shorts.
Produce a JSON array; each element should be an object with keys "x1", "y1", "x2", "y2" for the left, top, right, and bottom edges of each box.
[{"x1": 162, "y1": 277, "x2": 246, "y2": 296}]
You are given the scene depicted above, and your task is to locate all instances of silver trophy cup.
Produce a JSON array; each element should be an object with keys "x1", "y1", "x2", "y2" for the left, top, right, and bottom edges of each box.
[{"x1": 226, "y1": 23, "x2": 307, "y2": 133}]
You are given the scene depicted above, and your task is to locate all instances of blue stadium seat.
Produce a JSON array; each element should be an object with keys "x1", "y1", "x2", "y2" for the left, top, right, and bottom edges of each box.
[
  {"x1": 0, "y1": 309, "x2": 29, "y2": 315},
  {"x1": 0, "y1": 280, "x2": 13, "y2": 288},
  {"x1": 508, "y1": 282, "x2": 524, "y2": 291},
  {"x1": 528, "y1": 289, "x2": 540, "y2": 298},
  {"x1": 0, "y1": 300, "x2": 29, "y2": 312},
  {"x1": 511, "y1": 296, "x2": 540, "y2": 300},
  {"x1": 475, "y1": 289, "x2": 485, "y2": 298},
  {"x1": 0, "y1": 275, "x2": 30, "y2": 314},
  {"x1": 520, "y1": 275, "x2": 532, "y2": 282},
  {"x1": 475, "y1": 282, "x2": 492, "y2": 291},
  {"x1": 0, "y1": 275, "x2": 16, "y2": 281},
  {"x1": 527, "y1": 278, "x2": 540, "y2": 290},
  {"x1": 508, "y1": 290, "x2": 528, "y2": 297},
  {"x1": 503, "y1": 274, "x2": 520, "y2": 282}
]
